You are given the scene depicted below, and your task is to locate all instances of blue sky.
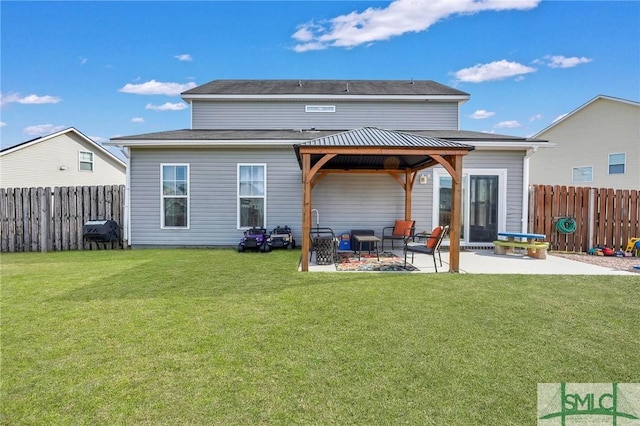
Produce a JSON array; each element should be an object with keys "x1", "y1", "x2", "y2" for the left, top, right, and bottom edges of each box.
[{"x1": 1, "y1": 0, "x2": 639, "y2": 156}]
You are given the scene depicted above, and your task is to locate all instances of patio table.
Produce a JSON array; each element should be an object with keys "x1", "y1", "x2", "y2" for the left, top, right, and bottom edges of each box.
[{"x1": 354, "y1": 235, "x2": 380, "y2": 261}]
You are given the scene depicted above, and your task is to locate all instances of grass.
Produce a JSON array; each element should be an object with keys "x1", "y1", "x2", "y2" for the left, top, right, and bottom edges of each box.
[{"x1": 1, "y1": 249, "x2": 638, "y2": 425}]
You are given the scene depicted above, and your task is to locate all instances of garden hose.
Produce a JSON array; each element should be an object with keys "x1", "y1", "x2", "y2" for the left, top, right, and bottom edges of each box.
[{"x1": 556, "y1": 217, "x2": 577, "y2": 234}]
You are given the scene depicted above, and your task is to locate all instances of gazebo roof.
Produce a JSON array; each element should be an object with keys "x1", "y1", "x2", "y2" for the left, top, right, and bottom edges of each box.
[{"x1": 293, "y1": 127, "x2": 475, "y2": 171}]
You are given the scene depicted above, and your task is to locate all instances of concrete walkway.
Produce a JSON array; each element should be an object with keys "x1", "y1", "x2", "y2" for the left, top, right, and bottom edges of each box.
[{"x1": 307, "y1": 249, "x2": 638, "y2": 275}]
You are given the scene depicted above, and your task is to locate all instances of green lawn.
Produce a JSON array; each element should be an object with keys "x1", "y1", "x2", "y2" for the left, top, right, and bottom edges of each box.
[{"x1": 1, "y1": 249, "x2": 638, "y2": 425}]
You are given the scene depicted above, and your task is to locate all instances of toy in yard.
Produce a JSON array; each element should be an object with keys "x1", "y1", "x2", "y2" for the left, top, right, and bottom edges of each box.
[
  {"x1": 588, "y1": 245, "x2": 616, "y2": 256},
  {"x1": 264, "y1": 226, "x2": 296, "y2": 251},
  {"x1": 624, "y1": 237, "x2": 640, "y2": 256},
  {"x1": 237, "y1": 227, "x2": 268, "y2": 252}
]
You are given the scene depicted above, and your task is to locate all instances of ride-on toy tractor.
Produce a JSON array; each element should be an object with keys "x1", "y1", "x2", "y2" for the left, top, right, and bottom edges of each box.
[
  {"x1": 265, "y1": 226, "x2": 295, "y2": 251},
  {"x1": 237, "y1": 227, "x2": 268, "y2": 252}
]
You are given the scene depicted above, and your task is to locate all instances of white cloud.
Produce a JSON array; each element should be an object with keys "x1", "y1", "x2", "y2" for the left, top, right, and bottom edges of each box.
[
  {"x1": 292, "y1": 0, "x2": 540, "y2": 52},
  {"x1": 119, "y1": 79, "x2": 197, "y2": 96},
  {"x1": 538, "y1": 55, "x2": 592, "y2": 69},
  {"x1": 79, "y1": 57, "x2": 88, "y2": 65},
  {"x1": 1, "y1": 92, "x2": 61, "y2": 106},
  {"x1": 17, "y1": 94, "x2": 62, "y2": 104},
  {"x1": 131, "y1": 117, "x2": 144, "y2": 123},
  {"x1": 145, "y1": 102, "x2": 188, "y2": 111},
  {"x1": 175, "y1": 54, "x2": 193, "y2": 62},
  {"x1": 470, "y1": 109, "x2": 495, "y2": 119},
  {"x1": 494, "y1": 120, "x2": 522, "y2": 129},
  {"x1": 529, "y1": 114, "x2": 543, "y2": 122},
  {"x1": 0, "y1": 93, "x2": 20, "y2": 106},
  {"x1": 0, "y1": 121, "x2": 6, "y2": 128},
  {"x1": 23, "y1": 124, "x2": 66, "y2": 136},
  {"x1": 454, "y1": 60, "x2": 536, "y2": 83}
]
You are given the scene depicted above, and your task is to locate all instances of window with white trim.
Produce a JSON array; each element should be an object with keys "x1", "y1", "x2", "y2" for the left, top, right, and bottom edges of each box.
[
  {"x1": 608, "y1": 153, "x2": 625, "y2": 174},
  {"x1": 79, "y1": 151, "x2": 94, "y2": 171},
  {"x1": 238, "y1": 164, "x2": 266, "y2": 228},
  {"x1": 572, "y1": 166, "x2": 593, "y2": 183},
  {"x1": 161, "y1": 164, "x2": 189, "y2": 228}
]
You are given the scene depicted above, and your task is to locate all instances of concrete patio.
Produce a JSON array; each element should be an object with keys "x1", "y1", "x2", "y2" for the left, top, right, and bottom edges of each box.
[{"x1": 306, "y1": 249, "x2": 638, "y2": 275}]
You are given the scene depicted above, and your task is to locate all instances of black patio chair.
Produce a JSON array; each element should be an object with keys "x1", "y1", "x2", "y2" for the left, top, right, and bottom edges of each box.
[
  {"x1": 381, "y1": 219, "x2": 415, "y2": 251},
  {"x1": 403, "y1": 225, "x2": 449, "y2": 272}
]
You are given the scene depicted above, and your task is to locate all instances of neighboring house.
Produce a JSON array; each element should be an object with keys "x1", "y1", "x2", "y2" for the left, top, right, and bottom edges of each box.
[
  {"x1": 108, "y1": 79, "x2": 548, "y2": 252},
  {"x1": 529, "y1": 95, "x2": 640, "y2": 190},
  {"x1": 1, "y1": 127, "x2": 126, "y2": 188}
]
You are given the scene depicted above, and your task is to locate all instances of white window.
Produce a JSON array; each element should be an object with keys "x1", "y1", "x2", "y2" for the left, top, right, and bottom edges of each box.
[
  {"x1": 305, "y1": 105, "x2": 335, "y2": 113},
  {"x1": 161, "y1": 164, "x2": 189, "y2": 228},
  {"x1": 238, "y1": 164, "x2": 266, "y2": 228},
  {"x1": 608, "y1": 153, "x2": 625, "y2": 175},
  {"x1": 572, "y1": 166, "x2": 593, "y2": 183},
  {"x1": 79, "y1": 151, "x2": 94, "y2": 171}
]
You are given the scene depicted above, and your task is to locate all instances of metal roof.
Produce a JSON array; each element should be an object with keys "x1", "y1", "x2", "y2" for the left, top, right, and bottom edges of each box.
[
  {"x1": 182, "y1": 79, "x2": 469, "y2": 97},
  {"x1": 298, "y1": 127, "x2": 474, "y2": 149},
  {"x1": 293, "y1": 127, "x2": 475, "y2": 171}
]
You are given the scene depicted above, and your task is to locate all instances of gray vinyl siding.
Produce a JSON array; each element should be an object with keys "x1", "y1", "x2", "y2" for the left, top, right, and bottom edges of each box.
[
  {"x1": 462, "y1": 150, "x2": 525, "y2": 233},
  {"x1": 309, "y1": 150, "x2": 525, "y2": 240},
  {"x1": 192, "y1": 101, "x2": 459, "y2": 131},
  {"x1": 129, "y1": 147, "x2": 303, "y2": 247},
  {"x1": 129, "y1": 147, "x2": 525, "y2": 247}
]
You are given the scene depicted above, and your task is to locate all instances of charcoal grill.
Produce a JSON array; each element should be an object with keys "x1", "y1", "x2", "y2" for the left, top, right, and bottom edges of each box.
[{"x1": 83, "y1": 220, "x2": 121, "y2": 248}]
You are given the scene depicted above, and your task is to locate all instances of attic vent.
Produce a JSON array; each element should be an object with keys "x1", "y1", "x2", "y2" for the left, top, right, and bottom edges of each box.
[
  {"x1": 305, "y1": 105, "x2": 335, "y2": 113},
  {"x1": 298, "y1": 80, "x2": 303, "y2": 87},
  {"x1": 345, "y1": 82, "x2": 349, "y2": 92}
]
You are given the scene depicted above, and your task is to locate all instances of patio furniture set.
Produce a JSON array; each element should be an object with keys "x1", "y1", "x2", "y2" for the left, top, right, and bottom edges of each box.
[{"x1": 309, "y1": 220, "x2": 450, "y2": 272}]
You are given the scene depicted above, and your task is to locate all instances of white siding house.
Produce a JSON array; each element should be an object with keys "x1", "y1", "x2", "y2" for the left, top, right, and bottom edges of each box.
[
  {"x1": 1, "y1": 127, "x2": 126, "y2": 188},
  {"x1": 529, "y1": 95, "x2": 640, "y2": 190},
  {"x1": 108, "y1": 79, "x2": 548, "y2": 248}
]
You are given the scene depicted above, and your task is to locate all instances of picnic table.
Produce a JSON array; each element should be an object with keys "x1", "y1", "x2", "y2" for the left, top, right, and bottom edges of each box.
[{"x1": 494, "y1": 232, "x2": 549, "y2": 259}]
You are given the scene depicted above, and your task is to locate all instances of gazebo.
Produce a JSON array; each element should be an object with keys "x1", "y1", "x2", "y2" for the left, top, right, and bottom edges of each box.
[{"x1": 294, "y1": 127, "x2": 475, "y2": 272}]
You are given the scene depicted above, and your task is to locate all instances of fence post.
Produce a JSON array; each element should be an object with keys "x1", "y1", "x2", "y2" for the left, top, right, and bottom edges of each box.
[
  {"x1": 39, "y1": 187, "x2": 50, "y2": 252},
  {"x1": 588, "y1": 188, "x2": 595, "y2": 250}
]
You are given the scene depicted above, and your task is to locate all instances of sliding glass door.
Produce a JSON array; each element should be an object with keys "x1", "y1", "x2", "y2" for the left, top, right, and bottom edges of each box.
[{"x1": 434, "y1": 170, "x2": 506, "y2": 244}]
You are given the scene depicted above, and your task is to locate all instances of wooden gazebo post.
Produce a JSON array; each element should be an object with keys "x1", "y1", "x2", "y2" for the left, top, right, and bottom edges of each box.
[
  {"x1": 448, "y1": 155, "x2": 463, "y2": 272},
  {"x1": 301, "y1": 153, "x2": 311, "y2": 272}
]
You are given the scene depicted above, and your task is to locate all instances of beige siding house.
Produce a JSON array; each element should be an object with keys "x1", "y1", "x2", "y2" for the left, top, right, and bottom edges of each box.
[
  {"x1": 529, "y1": 95, "x2": 640, "y2": 190},
  {"x1": 1, "y1": 127, "x2": 126, "y2": 188}
]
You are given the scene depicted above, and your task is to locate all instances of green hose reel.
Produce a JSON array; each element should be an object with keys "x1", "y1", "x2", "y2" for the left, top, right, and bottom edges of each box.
[{"x1": 555, "y1": 217, "x2": 577, "y2": 234}]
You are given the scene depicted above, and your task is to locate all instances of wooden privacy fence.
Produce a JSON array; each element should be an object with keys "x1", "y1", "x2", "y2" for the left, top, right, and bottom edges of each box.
[
  {"x1": 529, "y1": 184, "x2": 640, "y2": 253},
  {"x1": 0, "y1": 185, "x2": 125, "y2": 252}
]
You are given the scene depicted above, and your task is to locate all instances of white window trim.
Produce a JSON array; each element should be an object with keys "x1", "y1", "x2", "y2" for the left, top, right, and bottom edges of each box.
[
  {"x1": 160, "y1": 163, "x2": 190, "y2": 229},
  {"x1": 572, "y1": 165, "x2": 593, "y2": 183},
  {"x1": 432, "y1": 168, "x2": 507, "y2": 241},
  {"x1": 237, "y1": 163, "x2": 267, "y2": 229},
  {"x1": 79, "y1": 150, "x2": 94, "y2": 172},
  {"x1": 305, "y1": 105, "x2": 336, "y2": 113},
  {"x1": 608, "y1": 152, "x2": 626, "y2": 175}
]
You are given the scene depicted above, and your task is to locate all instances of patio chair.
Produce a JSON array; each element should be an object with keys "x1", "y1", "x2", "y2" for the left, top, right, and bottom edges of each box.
[
  {"x1": 381, "y1": 220, "x2": 415, "y2": 251},
  {"x1": 403, "y1": 225, "x2": 449, "y2": 272},
  {"x1": 309, "y1": 227, "x2": 338, "y2": 265}
]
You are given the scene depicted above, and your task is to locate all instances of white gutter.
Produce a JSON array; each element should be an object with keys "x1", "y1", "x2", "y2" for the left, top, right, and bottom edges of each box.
[
  {"x1": 121, "y1": 147, "x2": 131, "y2": 246},
  {"x1": 104, "y1": 139, "x2": 306, "y2": 148}
]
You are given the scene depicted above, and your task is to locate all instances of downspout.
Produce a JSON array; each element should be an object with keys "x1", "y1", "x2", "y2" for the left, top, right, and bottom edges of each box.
[
  {"x1": 120, "y1": 146, "x2": 131, "y2": 246},
  {"x1": 522, "y1": 147, "x2": 537, "y2": 233}
]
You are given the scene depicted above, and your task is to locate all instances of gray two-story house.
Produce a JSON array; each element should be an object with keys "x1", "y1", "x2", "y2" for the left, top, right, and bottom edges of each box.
[{"x1": 108, "y1": 79, "x2": 548, "y2": 271}]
